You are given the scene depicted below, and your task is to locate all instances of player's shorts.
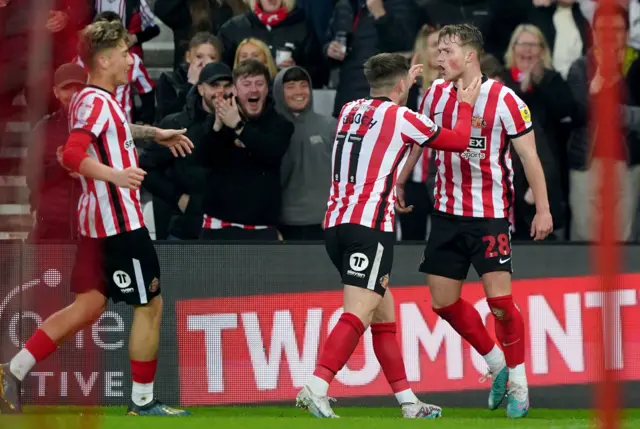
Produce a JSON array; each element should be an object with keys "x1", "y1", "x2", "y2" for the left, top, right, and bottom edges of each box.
[
  {"x1": 324, "y1": 224, "x2": 395, "y2": 296},
  {"x1": 70, "y1": 227, "x2": 161, "y2": 305},
  {"x1": 419, "y1": 212, "x2": 512, "y2": 280}
]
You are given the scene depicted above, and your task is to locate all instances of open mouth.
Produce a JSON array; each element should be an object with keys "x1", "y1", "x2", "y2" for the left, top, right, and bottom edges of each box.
[{"x1": 247, "y1": 97, "x2": 260, "y2": 108}]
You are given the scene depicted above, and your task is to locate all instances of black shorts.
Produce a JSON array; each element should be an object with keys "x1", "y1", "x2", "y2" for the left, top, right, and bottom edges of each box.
[
  {"x1": 324, "y1": 224, "x2": 395, "y2": 296},
  {"x1": 419, "y1": 213, "x2": 512, "y2": 280},
  {"x1": 70, "y1": 227, "x2": 161, "y2": 305}
]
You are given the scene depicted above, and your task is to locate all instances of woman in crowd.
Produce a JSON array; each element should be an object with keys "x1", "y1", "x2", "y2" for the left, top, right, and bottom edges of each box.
[
  {"x1": 398, "y1": 24, "x2": 440, "y2": 241},
  {"x1": 233, "y1": 37, "x2": 278, "y2": 79},
  {"x1": 155, "y1": 32, "x2": 223, "y2": 122},
  {"x1": 503, "y1": 23, "x2": 576, "y2": 240},
  {"x1": 218, "y1": 0, "x2": 326, "y2": 87}
]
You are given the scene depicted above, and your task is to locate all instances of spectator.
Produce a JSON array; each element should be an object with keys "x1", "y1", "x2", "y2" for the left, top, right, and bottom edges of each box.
[
  {"x1": 325, "y1": 0, "x2": 420, "y2": 117},
  {"x1": 529, "y1": 0, "x2": 591, "y2": 79},
  {"x1": 567, "y1": 4, "x2": 640, "y2": 241},
  {"x1": 418, "y1": 0, "x2": 531, "y2": 63},
  {"x1": 74, "y1": 11, "x2": 156, "y2": 124},
  {"x1": 141, "y1": 62, "x2": 233, "y2": 240},
  {"x1": 480, "y1": 53, "x2": 507, "y2": 82},
  {"x1": 273, "y1": 66, "x2": 336, "y2": 240},
  {"x1": 154, "y1": 0, "x2": 248, "y2": 69},
  {"x1": 234, "y1": 37, "x2": 279, "y2": 78},
  {"x1": 26, "y1": 63, "x2": 86, "y2": 241},
  {"x1": 197, "y1": 59, "x2": 294, "y2": 240},
  {"x1": 503, "y1": 24, "x2": 574, "y2": 239},
  {"x1": 93, "y1": 0, "x2": 160, "y2": 60},
  {"x1": 156, "y1": 32, "x2": 222, "y2": 122},
  {"x1": 218, "y1": 0, "x2": 326, "y2": 87},
  {"x1": 296, "y1": 0, "x2": 335, "y2": 45},
  {"x1": 399, "y1": 24, "x2": 441, "y2": 241}
]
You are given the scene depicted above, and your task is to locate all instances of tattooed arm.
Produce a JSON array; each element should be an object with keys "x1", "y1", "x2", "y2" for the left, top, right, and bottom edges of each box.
[
  {"x1": 130, "y1": 124, "x2": 194, "y2": 157},
  {"x1": 130, "y1": 124, "x2": 158, "y2": 141}
]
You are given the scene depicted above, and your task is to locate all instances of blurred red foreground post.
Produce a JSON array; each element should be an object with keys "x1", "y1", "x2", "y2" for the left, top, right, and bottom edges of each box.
[{"x1": 592, "y1": 0, "x2": 621, "y2": 428}]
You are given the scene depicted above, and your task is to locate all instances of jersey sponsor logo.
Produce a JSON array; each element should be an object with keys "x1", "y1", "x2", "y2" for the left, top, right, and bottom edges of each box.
[
  {"x1": 124, "y1": 139, "x2": 135, "y2": 150},
  {"x1": 471, "y1": 116, "x2": 486, "y2": 128},
  {"x1": 342, "y1": 111, "x2": 378, "y2": 130},
  {"x1": 519, "y1": 104, "x2": 531, "y2": 122},
  {"x1": 113, "y1": 270, "x2": 131, "y2": 288},
  {"x1": 461, "y1": 136, "x2": 487, "y2": 160}
]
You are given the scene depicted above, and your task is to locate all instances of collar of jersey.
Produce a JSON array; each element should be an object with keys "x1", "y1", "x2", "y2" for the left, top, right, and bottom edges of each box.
[{"x1": 451, "y1": 73, "x2": 489, "y2": 92}]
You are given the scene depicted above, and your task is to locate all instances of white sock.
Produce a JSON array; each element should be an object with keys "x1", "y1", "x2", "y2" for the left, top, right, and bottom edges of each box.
[
  {"x1": 132, "y1": 381, "x2": 154, "y2": 406},
  {"x1": 9, "y1": 349, "x2": 36, "y2": 382},
  {"x1": 508, "y1": 363, "x2": 527, "y2": 387},
  {"x1": 483, "y1": 345, "x2": 506, "y2": 374},
  {"x1": 395, "y1": 388, "x2": 419, "y2": 406},
  {"x1": 306, "y1": 376, "x2": 329, "y2": 396}
]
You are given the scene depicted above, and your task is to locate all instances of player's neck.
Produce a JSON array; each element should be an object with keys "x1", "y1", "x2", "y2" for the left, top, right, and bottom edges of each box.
[
  {"x1": 87, "y1": 73, "x2": 116, "y2": 94},
  {"x1": 370, "y1": 90, "x2": 397, "y2": 104},
  {"x1": 459, "y1": 68, "x2": 483, "y2": 88}
]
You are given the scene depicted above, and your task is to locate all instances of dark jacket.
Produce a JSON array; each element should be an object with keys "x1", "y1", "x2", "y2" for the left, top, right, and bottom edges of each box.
[
  {"x1": 567, "y1": 55, "x2": 640, "y2": 170},
  {"x1": 218, "y1": 7, "x2": 325, "y2": 87},
  {"x1": 327, "y1": 0, "x2": 420, "y2": 116},
  {"x1": 155, "y1": 63, "x2": 192, "y2": 123},
  {"x1": 26, "y1": 110, "x2": 82, "y2": 240},
  {"x1": 528, "y1": 2, "x2": 591, "y2": 57},
  {"x1": 418, "y1": 0, "x2": 530, "y2": 63},
  {"x1": 139, "y1": 87, "x2": 212, "y2": 239},
  {"x1": 154, "y1": 0, "x2": 235, "y2": 68},
  {"x1": 197, "y1": 97, "x2": 294, "y2": 226}
]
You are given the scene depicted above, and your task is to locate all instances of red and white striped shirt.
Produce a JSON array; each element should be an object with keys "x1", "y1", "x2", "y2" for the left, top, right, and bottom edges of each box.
[
  {"x1": 202, "y1": 215, "x2": 270, "y2": 231},
  {"x1": 74, "y1": 53, "x2": 154, "y2": 123},
  {"x1": 420, "y1": 77, "x2": 532, "y2": 218},
  {"x1": 324, "y1": 97, "x2": 441, "y2": 232},
  {"x1": 69, "y1": 86, "x2": 145, "y2": 238},
  {"x1": 410, "y1": 146, "x2": 432, "y2": 183}
]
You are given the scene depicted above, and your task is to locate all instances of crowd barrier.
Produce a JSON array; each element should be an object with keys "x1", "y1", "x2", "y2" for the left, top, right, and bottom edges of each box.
[{"x1": 2, "y1": 242, "x2": 640, "y2": 409}]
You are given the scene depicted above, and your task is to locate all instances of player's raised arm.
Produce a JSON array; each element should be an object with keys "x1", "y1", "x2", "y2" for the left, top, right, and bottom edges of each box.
[
  {"x1": 401, "y1": 77, "x2": 481, "y2": 153},
  {"x1": 130, "y1": 124, "x2": 194, "y2": 158}
]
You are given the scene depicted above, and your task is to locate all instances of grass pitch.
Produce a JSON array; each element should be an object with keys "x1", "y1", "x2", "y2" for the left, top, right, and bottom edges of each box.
[{"x1": 3, "y1": 406, "x2": 640, "y2": 429}]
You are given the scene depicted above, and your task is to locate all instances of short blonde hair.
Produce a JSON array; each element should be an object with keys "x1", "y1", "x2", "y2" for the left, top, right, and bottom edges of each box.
[
  {"x1": 246, "y1": 0, "x2": 295, "y2": 13},
  {"x1": 504, "y1": 24, "x2": 552, "y2": 69},
  {"x1": 78, "y1": 20, "x2": 128, "y2": 69},
  {"x1": 234, "y1": 38, "x2": 278, "y2": 78}
]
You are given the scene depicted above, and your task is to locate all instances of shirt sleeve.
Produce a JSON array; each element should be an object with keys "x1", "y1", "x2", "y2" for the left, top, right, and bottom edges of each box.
[
  {"x1": 69, "y1": 93, "x2": 109, "y2": 138},
  {"x1": 400, "y1": 108, "x2": 441, "y2": 147},
  {"x1": 498, "y1": 88, "x2": 533, "y2": 138},
  {"x1": 131, "y1": 54, "x2": 155, "y2": 94},
  {"x1": 139, "y1": 0, "x2": 157, "y2": 29}
]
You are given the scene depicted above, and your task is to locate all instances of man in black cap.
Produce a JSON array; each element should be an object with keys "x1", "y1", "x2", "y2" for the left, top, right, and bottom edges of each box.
[
  {"x1": 140, "y1": 61, "x2": 234, "y2": 240},
  {"x1": 26, "y1": 62, "x2": 87, "y2": 241}
]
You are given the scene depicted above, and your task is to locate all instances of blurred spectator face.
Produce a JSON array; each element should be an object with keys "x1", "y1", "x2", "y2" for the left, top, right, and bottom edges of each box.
[
  {"x1": 199, "y1": 79, "x2": 233, "y2": 112},
  {"x1": 187, "y1": 42, "x2": 220, "y2": 66},
  {"x1": 594, "y1": 12, "x2": 628, "y2": 54},
  {"x1": 238, "y1": 42, "x2": 268, "y2": 66},
  {"x1": 423, "y1": 31, "x2": 440, "y2": 69},
  {"x1": 259, "y1": 0, "x2": 284, "y2": 12},
  {"x1": 283, "y1": 79, "x2": 310, "y2": 113},
  {"x1": 236, "y1": 74, "x2": 269, "y2": 118},
  {"x1": 513, "y1": 31, "x2": 543, "y2": 71},
  {"x1": 436, "y1": 35, "x2": 468, "y2": 82},
  {"x1": 54, "y1": 83, "x2": 85, "y2": 107}
]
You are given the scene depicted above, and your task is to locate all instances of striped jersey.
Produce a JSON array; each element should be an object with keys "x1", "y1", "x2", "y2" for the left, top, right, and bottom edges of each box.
[
  {"x1": 324, "y1": 97, "x2": 441, "y2": 232},
  {"x1": 420, "y1": 77, "x2": 532, "y2": 218},
  {"x1": 68, "y1": 85, "x2": 144, "y2": 238},
  {"x1": 73, "y1": 53, "x2": 154, "y2": 123}
]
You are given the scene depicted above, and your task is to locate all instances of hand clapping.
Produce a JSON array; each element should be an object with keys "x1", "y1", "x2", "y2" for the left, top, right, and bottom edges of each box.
[{"x1": 215, "y1": 96, "x2": 242, "y2": 129}]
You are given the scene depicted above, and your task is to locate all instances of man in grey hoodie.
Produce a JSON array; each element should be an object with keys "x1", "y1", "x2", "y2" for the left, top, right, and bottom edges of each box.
[{"x1": 274, "y1": 66, "x2": 337, "y2": 240}]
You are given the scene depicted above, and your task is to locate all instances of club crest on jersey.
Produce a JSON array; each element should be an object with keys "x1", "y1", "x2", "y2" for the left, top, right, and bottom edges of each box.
[
  {"x1": 342, "y1": 112, "x2": 378, "y2": 129},
  {"x1": 471, "y1": 116, "x2": 486, "y2": 128},
  {"x1": 462, "y1": 136, "x2": 486, "y2": 160},
  {"x1": 519, "y1": 104, "x2": 531, "y2": 122},
  {"x1": 124, "y1": 139, "x2": 135, "y2": 150}
]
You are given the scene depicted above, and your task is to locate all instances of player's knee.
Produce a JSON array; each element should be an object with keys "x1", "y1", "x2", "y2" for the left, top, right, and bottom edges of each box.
[{"x1": 486, "y1": 294, "x2": 517, "y2": 322}]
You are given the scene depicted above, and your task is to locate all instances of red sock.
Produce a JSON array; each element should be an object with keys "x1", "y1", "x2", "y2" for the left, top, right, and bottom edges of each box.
[
  {"x1": 313, "y1": 313, "x2": 365, "y2": 383},
  {"x1": 371, "y1": 322, "x2": 410, "y2": 393},
  {"x1": 25, "y1": 329, "x2": 58, "y2": 362},
  {"x1": 130, "y1": 358, "x2": 158, "y2": 384},
  {"x1": 486, "y1": 295, "x2": 525, "y2": 367},
  {"x1": 433, "y1": 298, "x2": 495, "y2": 356}
]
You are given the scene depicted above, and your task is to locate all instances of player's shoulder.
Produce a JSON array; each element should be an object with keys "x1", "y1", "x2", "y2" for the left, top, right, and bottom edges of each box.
[{"x1": 482, "y1": 78, "x2": 519, "y2": 101}]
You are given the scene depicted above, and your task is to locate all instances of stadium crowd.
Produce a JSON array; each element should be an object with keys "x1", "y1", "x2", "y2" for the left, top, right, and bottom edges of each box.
[{"x1": 5, "y1": 0, "x2": 640, "y2": 242}]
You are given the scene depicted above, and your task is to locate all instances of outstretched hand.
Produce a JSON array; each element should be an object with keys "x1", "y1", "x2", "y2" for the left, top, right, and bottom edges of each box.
[{"x1": 155, "y1": 128, "x2": 194, "y2": 158}]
